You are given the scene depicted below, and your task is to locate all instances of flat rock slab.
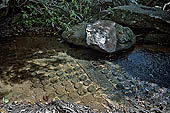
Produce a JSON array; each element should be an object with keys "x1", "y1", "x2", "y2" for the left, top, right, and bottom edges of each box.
[{"x1": 98, "y1": 5, "x2": 170, "y2": 34}]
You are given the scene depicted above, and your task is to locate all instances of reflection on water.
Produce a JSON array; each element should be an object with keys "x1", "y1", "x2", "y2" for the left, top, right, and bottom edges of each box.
[{"x1": 112, "y1": 45, "x2": 170, "y2": 88}]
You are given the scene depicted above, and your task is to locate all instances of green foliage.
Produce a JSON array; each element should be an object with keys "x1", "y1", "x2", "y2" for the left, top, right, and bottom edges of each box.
[
  {"x1": 19, "y1": 2, "x2": 57, "y2": 27},
  {"x1": 18, "y1": 0, "x2": 93, "y2": 31}
]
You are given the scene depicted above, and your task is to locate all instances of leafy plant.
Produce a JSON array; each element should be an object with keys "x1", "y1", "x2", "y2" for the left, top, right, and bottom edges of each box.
[{"x1": 18, "y1": 0, "x2": 93, "y2": 31}]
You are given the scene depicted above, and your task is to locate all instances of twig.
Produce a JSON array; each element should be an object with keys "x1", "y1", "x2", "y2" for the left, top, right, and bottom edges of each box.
[
  {"x1": 14, "y1": 0, "x2": 28, "y2": 8},
  {"x1": 163, "y1": 2, "x2": 170, "y2": 10}
]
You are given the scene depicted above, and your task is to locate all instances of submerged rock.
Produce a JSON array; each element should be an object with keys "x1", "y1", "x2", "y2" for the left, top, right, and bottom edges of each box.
[
  {"x1": 62, "y1": 20, "x2": 136, "y2": 53},
  {"x1": 98, "y1": 5, "x2": 170, "y2": 34}
]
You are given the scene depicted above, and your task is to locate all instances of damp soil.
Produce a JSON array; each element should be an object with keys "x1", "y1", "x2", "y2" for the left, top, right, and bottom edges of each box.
[{"x1": 0, "y1": 35, "x2": 170, "y2": 112}]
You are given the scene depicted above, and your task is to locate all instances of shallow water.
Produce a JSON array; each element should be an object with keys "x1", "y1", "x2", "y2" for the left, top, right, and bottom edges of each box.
[
  {"x1": 0, "y1": 35, "x2": 170, "y2": 111},
  {"x1": 113, "y1": 45, "x2": 170, "y2": 88}
]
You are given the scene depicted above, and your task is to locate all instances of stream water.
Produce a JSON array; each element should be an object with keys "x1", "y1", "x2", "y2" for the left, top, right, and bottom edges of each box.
[{"x1": 0, "y1": 35, "x2": 170, "y2": 112}]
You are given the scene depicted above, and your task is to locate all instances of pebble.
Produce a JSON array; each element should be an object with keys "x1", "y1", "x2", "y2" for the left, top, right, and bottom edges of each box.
[
  {"x1": 112, "y1": 71, "x2": 119, "y2": 76},
  {"x1": 79, "y1": 75, "x2": 87, "y2": 81},
  {"x1": 55, "y1": 87, "x2": 67, "y2": 96},
  {"x1": 36, "y1": 70, "x2": 45, "y2": 75},
  {"x1": 50, "y1": 77, "x2": 59, "y2": 83},
  {"x1": 60, "y1": 95, "x2": 70, "y2": 101},
  {"x1": 59, "y1": 76, "x2": 68, "y2": 81},
  {"x1": 76, "y1": 71, "x2": 83, "y2": 75},
  {"x1": 48, "y1": 73, "x2": 56, "y2": 78},
  {"x1": 46, "y1": 58, "x2": 57, "y2": 63},
  {"x1": 77, "y1": 88, "x2": 87, "y2": 96},
  {"x1": 65, "y1": 81, "x2": 75, "y2": 92},
  {"x1": 41, "y1": 80, "x2": 50, "y2": 86},
  {"x1": 117, "y1": 77, "x2": 123, "y2": 82},
  {"x1": 68, "y1": 91, "x2": 79, "y2": 99},
  {"x1": 30, "y1": 72, "x2": 36, "y2": 76},
  {"x1": 116, "y1": 83, "x2": 124, "y2": 90},
  {"x1": 124, "y1": 74, "x2": 131, "y2": 80},
  {"x1": 56, "y1": 71, "x2": 64, "y2": 76},
  {"x1": 32, "y1": 81, "x2": 43, "y2": 88},
  {"x1": 67, "y1": 75, "x2": 74, "y2": 79},
  {"x1": 73, "y1": 66, "x2": 81, "y2": 71},
  {"x1": 67, "y1": 59, "x2": 74, "y2": 62},
  {"x1": 105, "y1": 74, "x2": 112, "y2": 79},
  {"x1": 65, "y1": 69, "x2": 72, "y2": 73},
  {"x1": 74, "y1": 83, "x2": 83, "y2": 89},
  {"x1": 57, "y1": 56, "x2": 67, "y2": 61},
  {"x1": 30, "y1": 68, "x2": 35, "y2": 72},
  {"x1": 71, "y1": 77, "x2": 80, "y2": 84},
  {"x1": 87, "y1": 85, "x2": 97, "y2": 93},
  {"x1": 100, "y1": 69, "x2": 109, "y2": 74},
  {"x1": 83, "y1": 80, "x2": 91, "y2": 86}
]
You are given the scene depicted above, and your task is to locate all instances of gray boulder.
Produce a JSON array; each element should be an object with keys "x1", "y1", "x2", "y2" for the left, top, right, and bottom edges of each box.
[
  {"x1": 90, "y1": 0, "x2": 137, "y2": 15},
  {"x1": 97, "y1": 5, "x2": 170, "y2": 34},
  {"x1": 62, "y1": 20, "x2": 136, "y2": 53},
  {"x1": 92, "y1": 0, "x2": 137, "y2": 7}
]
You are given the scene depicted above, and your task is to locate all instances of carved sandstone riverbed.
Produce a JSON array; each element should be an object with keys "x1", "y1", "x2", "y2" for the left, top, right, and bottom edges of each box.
[{"x1": 0, "y1": 35, "x2": 170, "y2": 112}]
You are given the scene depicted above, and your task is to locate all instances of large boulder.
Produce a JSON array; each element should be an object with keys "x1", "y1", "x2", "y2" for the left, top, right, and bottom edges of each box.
[
  {"x1": 90, "y1": 0, "x2": 137, "y2": 15},
  {"x1": 62, "y1": 20, "x2": 136, "y2": 53},
  {"x1": 96, "y1": 5, "x2": 170, "y2": 34},
  {"x1": 91, "y1": 0, "x2": 137, "y2": 7}
]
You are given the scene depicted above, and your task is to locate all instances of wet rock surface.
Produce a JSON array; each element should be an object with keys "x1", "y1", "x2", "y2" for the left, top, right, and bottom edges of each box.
[
  {"x1": 144, "y1": 33, "x2": 170, "y2": 46},
  {"x1": 62, "y1": 20, "x2": 136, "y2": 53},
  {"x1": 90, "y1": 0, "x2": 137, "y2": 14},
  {"x1": 0, "y1": 35, "x2": 170, "y2": 112},
  {"x1": 97, "y1": 5, "x2": 170, "y2": 34}
]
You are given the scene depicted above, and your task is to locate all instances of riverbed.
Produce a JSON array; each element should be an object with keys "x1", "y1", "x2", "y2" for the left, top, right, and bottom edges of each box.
[{"x1": 0, "y1": 35, "x2": 170, "y2": 112}]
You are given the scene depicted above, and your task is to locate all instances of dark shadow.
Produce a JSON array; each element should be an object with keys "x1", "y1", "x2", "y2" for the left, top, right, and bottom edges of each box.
[
  {"x1": 66, "y1": 43, "x2": 106, "y2": 60},
  {"x1": 65, "y1": 41, "x2": 135, "y2": 61},
  {"x1": 0, "y1": 35, "x2": 68, "y2": 84}
]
